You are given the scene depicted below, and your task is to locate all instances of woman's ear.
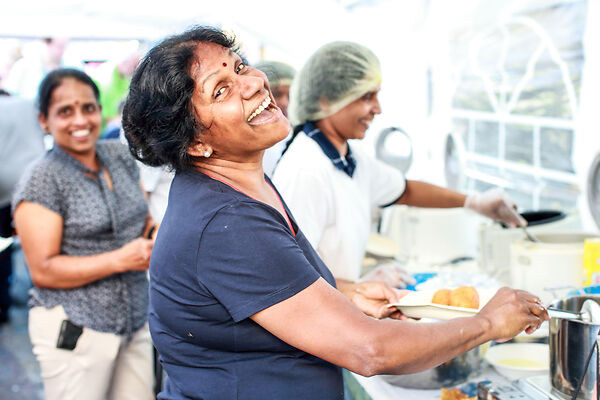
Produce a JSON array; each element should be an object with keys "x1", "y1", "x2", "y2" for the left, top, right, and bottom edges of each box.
[
  {"x1": 38, "y1": 113, "x2": 49, "y2": 133},
  {"x1": 188, "y1": 140, "x2": 213, "y2": 158},
  {"x1": 318, "y1": 97, "x2": 330, "y2": 113}
]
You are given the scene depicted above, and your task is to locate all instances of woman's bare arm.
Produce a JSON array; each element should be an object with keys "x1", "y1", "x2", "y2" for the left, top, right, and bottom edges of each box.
[
  {"x1": 251, "y1": 278, "x2": 547, "y2": 377},
  {"x1": 14, "y1": 201, "x2": 153, "y2": 289},
  {"x1": 396, "y1": 180, "x2": 467, "y2": 208}
]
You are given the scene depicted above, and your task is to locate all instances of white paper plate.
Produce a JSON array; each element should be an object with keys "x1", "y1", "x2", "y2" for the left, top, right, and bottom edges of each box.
[
  {"x1": 389, "y1": 288, "x2": 498, "y2": 320},
  {"x1": 365, "y1": 233, "x2": 399, "y2": 258}
]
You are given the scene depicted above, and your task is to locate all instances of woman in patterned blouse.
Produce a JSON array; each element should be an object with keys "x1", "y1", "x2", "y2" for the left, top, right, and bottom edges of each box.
[{"x1": 12, "y1": 68, "x2": 157, "y2": 400}]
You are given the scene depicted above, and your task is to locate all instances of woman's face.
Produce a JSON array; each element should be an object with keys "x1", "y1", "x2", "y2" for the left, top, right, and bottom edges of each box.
[
  {"x1": 39, "y1": 77, "x2": 101, "y2": 159},
  {"x1": 326, "y1": 85, "x2": 382, "y2": 141},
  {"x1": 271, "y1": 84, "x2": 291, "y2": 117},
  {"x1": 190, "y1": 42, "x2": 289, "y2": 161}
]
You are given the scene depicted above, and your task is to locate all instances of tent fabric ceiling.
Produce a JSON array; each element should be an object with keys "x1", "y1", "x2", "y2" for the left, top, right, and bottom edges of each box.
[{"x1": 1, "y1": 0, "x2": 367, "y2": 40}]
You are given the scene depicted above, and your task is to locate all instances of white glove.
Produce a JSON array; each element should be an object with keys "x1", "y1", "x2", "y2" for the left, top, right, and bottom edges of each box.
[
  {"x1": 464, "y1": 188, "x2": 527, "y2": 228},
  {"x1": 359, "y1": 262, "x2": 416, "y2": 289}
]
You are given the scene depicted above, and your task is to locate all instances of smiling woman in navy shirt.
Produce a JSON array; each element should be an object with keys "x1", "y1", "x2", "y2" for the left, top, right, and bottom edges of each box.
[{"x1": 122, "y1": 26, "x2": 548, "y2": 400}]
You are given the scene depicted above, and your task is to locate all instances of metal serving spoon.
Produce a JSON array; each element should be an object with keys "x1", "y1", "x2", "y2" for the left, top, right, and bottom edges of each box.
[{"x1": 521, "y1": 226, "x2": 540, "y2": 243}]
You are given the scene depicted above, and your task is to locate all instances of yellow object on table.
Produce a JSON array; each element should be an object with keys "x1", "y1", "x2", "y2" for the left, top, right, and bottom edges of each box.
[
  {"x1": 438, "y1": 388, "x2": 475, "y2": 400},
  {"x1": 584, "y1": 238, "x2": 600, "y2": 285}
]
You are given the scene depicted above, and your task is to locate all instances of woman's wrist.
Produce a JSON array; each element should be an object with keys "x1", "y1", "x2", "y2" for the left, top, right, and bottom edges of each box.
[{"x1": 107, "y1": 247, "x2": 124, "y2": 274}]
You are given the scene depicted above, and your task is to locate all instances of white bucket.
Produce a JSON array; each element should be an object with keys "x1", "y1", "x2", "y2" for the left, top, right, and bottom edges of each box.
[
  {"x1": 509, "y1": 232, "x2": 598, "y2": 304},
  {"x1": 479, "y1": 211, "x2": 581, "y2": 285}
]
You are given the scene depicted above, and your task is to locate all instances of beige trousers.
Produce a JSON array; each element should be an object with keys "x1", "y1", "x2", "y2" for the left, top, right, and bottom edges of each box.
[{"x1": 29, "y1": 305, "x2": 154, "y2": 400}]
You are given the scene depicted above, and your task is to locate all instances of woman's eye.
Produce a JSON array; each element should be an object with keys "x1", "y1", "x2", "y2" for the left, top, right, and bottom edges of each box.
[
  {"x1": 236, "y1": 63, "x2": 246, "y2": 73},
  {"x1": 215, "y1": 87, "x2": 226, "y2": 98}
]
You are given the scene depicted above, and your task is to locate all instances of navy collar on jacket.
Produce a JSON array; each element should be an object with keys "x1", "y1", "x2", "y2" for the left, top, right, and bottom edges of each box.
[{"x1": 302, "y1": 121, "x2": 356, "y2": 177}]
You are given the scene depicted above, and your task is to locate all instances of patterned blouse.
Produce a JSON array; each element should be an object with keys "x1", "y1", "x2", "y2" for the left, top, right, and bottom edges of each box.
[{"x1": 12, "y1": 140, "x2": 149, "y2": 337}]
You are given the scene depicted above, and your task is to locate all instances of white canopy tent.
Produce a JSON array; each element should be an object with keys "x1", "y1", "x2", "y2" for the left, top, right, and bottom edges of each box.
[{"x1": 2, "y1": 0, "x2": 599, "y2": 229}]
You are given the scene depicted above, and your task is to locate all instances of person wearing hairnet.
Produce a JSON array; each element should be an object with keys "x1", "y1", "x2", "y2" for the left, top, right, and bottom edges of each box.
[
  {"x1": 254, "y1": 60, "x2": 296, "y2": 177},
  {"x1": 272, "y1": 41, "x2": 526, "y2": 290},
  {"x1": 254, "y1": 60, "x2": 295, "y2": 118}
]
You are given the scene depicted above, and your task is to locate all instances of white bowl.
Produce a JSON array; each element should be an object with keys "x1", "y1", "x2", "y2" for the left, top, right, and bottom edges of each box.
[{"x1": 484, "y1": 343, "x2": 549, "y2": 380}]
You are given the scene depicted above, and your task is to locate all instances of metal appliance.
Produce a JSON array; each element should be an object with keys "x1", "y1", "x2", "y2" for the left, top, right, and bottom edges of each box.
[
  {"x1": 375, "y1": 126, "x2": 413, "y2": 174},
  {"x1": 509, "y1": 232, "x2": 598, "y2": 304},
  {"x1": 478, "y1": 210, "x2": 581, "y2": 286},
  {"x1": 478, "y1": 375, "x2": 575, "y2": 399}
]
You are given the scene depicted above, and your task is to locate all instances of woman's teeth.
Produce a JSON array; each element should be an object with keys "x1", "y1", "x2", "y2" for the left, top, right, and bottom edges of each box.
[
  {"x1": 247, "y1": 97, "x2": 271, "y2": 122},
  {"x1": 71, "y1": 129, "x2": 90, "y2": 137}
]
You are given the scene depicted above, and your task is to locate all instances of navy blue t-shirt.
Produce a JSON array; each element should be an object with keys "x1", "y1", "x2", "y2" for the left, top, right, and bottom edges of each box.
[{"x1": 149, "y1": 170, "x2": 343, "y2": 400}]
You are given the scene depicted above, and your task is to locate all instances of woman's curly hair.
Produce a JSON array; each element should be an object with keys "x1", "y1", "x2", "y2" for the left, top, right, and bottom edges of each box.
[{"x1": 122, "y1": 26, "x2": 239, "y2": 171}]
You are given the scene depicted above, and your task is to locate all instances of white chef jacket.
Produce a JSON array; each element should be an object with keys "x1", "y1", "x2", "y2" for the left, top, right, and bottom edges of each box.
[{"x1": 273, "y1": 130, "x2": 406, "y2": 281}]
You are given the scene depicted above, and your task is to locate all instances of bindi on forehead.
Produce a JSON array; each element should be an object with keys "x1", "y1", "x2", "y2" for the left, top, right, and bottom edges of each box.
[{"x1": 222, "y1": 62, "x2": 227, "y2": 67}]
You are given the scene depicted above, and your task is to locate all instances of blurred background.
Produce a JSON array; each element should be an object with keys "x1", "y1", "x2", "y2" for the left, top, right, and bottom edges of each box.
[
  {"x1": 4, "y1": 0, "x2": 597, "y2": 229},
  {"x1": 1, "y1": 0, "x2": 599, "y2": 398}
]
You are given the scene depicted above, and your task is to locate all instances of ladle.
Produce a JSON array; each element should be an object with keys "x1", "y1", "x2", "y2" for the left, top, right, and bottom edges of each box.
[
  {"x1": 547, "y1": 299, "x2": 600, "y2": 323},
  {"x1": 580, "y1": 298, "x2": 600, "y2": 323},
  {"x1": 547, "y1": 307, "x2": 586, "y2": 321}
]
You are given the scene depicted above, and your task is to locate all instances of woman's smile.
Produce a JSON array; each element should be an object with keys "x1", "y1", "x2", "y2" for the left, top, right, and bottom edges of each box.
[
  {"x1": 70, "y1": 129, "x2": 93, "y2": 141},
  {"x1": 40, "y1": 77, "x2": 101, "y2": 162},
  {"x1": 247, "y1": 96, "x2": 282, "y2": 125}
]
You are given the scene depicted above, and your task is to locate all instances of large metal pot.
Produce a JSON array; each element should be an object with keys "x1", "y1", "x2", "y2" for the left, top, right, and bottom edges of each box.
[
  {"x1": 380, "y1": 344, "x2": 485, "y2": 389},
  {"x1": 549, "y1": 295, "x2": 600, "y2": 399}
]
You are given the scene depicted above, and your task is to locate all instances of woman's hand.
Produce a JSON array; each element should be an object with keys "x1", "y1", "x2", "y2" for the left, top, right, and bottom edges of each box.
[
  {"x1": 111, "y1": 237, "x2": 154, "y2": 273},
  {"x1": 15, "y1": 201, "x2": 155, "y2": 289},
  {"x1": 476, "y1": 287, "x2": 549, "y2": 342},
  {"x1": 464, "y1": 188, "x2": 527, "y2": 228},
  {"x1": 338, "y1": 280, "x2": 410, "y2": 319},
  {"x1": 359, "y1": 262, "x2": 416, "y2": 288},
  {"x1": 142, "y1": 214, "x2": 160, "y2": 242}
]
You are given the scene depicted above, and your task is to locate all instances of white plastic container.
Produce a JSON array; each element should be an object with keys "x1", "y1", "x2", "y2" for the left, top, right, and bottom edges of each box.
[
  {"x1": 509, "y1": 232, "x2": 597, "y2": 304},
  {"x1": 479, "y1": 211, "x2": 581, "y2": 285}
]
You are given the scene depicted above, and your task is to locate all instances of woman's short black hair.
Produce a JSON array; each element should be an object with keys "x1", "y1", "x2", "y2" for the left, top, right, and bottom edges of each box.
[
  {"x1": 38, "y1": 68, "x2": 100, "y2": 117},
  {"x1": 122, "y1": 25, "x2": 239, "y2": 171}
]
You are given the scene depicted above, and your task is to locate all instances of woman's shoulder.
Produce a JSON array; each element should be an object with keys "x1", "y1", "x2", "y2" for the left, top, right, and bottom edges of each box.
[
  {"x1": 97, "y1": 139, "x2": 132, "y2": 160},
  {"x1": 98, "y1": 139, "x2": 139, "y2": 173},
  {"x1": 282, "y1": 132, "x2": 322, "y2": 156},
  {"x1": 18, "y1": 151, "x2": 58, "y2": 183},
  {"x1": 12, "y1": 152, "x2": 63, "y2": 213},
  {"x1": 275, "y1": 135, "x2": 332, "y2": 176},
  {"x1": 170, "y1": 172, "x2": 284, "y2": 226}
]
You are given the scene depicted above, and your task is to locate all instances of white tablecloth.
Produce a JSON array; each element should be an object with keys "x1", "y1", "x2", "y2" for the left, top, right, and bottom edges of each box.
[{"x1": 352, "y1": 365, "x2": 508, "y2": 400}]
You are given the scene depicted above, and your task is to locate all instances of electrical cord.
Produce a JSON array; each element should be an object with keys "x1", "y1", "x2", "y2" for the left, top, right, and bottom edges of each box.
[{"x1": 571, "y1": 340, "x2": 599, "y2": 400}]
